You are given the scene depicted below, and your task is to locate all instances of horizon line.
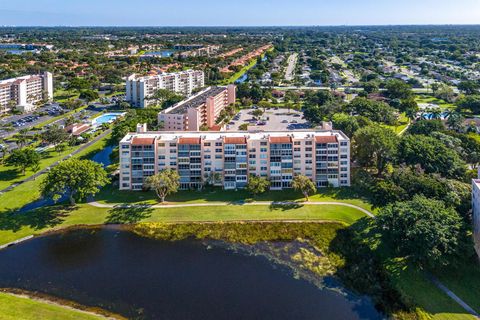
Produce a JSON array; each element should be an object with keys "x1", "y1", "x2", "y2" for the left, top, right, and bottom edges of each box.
[{"x1": 2, "y1": 23, "x2": 480, "y2": 28}]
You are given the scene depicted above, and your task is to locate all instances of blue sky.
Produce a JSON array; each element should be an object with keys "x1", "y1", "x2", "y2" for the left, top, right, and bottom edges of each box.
[{"x1": 1, "y1": 0, "x2": 480, "y2": 26}]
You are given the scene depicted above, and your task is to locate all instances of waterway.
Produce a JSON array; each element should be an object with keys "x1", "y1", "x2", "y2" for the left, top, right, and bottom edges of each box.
[{"x1": 0, "y1": 228, "x2": 383, "y2": 320}]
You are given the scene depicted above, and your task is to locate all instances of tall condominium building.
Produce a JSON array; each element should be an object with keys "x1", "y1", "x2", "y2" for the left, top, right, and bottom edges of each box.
[
  {"x1": 0, "y1": 71, "x2": 53, "y2": 113},
  {"x1": 125, "y1": 70, "x2": 205, "y2": 108},
  {"x1": 472, "y1": 178, "x2": 480, "y2": 258},
  {"x1": 158, "y1": 85, "x2": 236, "y2": 131},
  {"x1": 119, "y1": 127, "x2": 350, "y2": 191}
]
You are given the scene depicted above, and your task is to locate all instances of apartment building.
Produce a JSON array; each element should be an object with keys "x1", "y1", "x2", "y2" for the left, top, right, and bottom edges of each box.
[
  {"x1": 125, "y1": 70, "x2": 204, "y2": 108},
  {"x1": 119, "y1": 128, "x2": 350, "y2": 191},
  {"x1": 472, "y1": 178, "x2": 480, "y2": 258},
  {"x1": 158, "y1": 85, "x2": 236, "y2": 131},
  {"x1": 0, "y1": 71, "x2": 53, "y2": 113}
]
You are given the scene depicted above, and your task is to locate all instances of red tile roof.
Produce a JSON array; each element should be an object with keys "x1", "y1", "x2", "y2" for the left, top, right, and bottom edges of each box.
[
  {"x1": 269, "y1": 136, "x2": 292, "y2": 143},
  {"x1": 178, "y1": 137, "x2": 201, "y2": 144},
  {"x1": 132, "y1": 137, "x2": 156, "y2": 145},
  {"x1": 210, "y1": 125, "x2": 222, "y2": 131},
  {"x1": 315, "y1": 136, "x2": 338, "y2": 143},
  {"x1": 224, "y1": 137, "x2": 247, "y2": 144}
]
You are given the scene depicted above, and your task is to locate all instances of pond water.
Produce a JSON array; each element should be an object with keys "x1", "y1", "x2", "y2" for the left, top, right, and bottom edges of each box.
[
  {"x1": 90, "y1": 144, "x2": 114, "y2": 168},
  {"x1": 143, "y1": 50, "x2": 175, "y2": 57},
  {"x1": 91, "y1": 112, "x2": 125, "y2": 126},
  {"x1": 0, "y1": 228, "x2": 382, "y2": 320}
]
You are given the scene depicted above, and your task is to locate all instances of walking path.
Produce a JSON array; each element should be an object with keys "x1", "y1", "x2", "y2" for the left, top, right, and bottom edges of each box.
[
  {"x1": 0, "y1": 129, "x2": 111, "y2": 195},
  {"x1": 88, "y1": 200, "x2": 376, "y2": 218},
  {"x1": 428, "y1": 275, "x2": 480, "y2": 318}
]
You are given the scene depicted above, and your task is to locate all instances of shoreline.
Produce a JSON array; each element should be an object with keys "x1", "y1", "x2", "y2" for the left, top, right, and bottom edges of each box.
[{"x1": 0, "y1": 288, "x2": 126, "y2": 320}]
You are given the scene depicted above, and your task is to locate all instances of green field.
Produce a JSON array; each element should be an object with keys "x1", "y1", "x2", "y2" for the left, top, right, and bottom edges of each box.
[
  {"x1": 0, "y1": 133, "x2": 112, "y2": 212},
  {"x1": 94, "y1": 184, "x2": 375, "y2": 212},
  {"x1": 0, "y1": 202, "x2": 369, "y2": 246},
  {"x1": 415, "y1": 95, "x2": 456, "y2": 110},
  {"x1": 383, "y1": 112, "x2": 410, "y2": 135},
  {"x1": 0, "y1": 293, "x2": 104, "y2": 320}
]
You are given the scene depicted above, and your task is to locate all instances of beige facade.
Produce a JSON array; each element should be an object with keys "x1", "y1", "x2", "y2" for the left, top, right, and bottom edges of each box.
[
  {"x1": 0, "y1": 71, "x2": 53, "y2": 113},
  {"x1": 119, "y1": 129, "x2": 350, "y2": 191},
  {"x1": 158, "y1": 85, "x2": 236, "y2": 131},
  {"x1": 125, "y1": 70, "x2": 204, "y2": 108}
]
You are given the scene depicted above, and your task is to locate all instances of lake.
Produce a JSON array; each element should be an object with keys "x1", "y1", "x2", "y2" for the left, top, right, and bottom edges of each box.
[{"x1": 0, "y1": 228, "x2": 382, "y2": 320}]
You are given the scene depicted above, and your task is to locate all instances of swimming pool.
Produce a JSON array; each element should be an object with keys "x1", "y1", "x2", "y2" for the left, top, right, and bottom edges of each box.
[{"x1": 91, "y1": 112, "x2": 126, "y2": 126}]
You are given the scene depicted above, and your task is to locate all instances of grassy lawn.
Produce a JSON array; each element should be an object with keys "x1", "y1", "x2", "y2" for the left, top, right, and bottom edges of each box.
[
  {"x1": 0, "y1": 132, "x2": 113, "y2": 213},
  {"x1": 0, "y1": 130, "x2": 111, "y2": 192},
  {"x1": 383, "y1": 113, "x2": 410, "y2": 135},
  {"x1": 53, "y1": 89, "x2": 80, "y2": 103},
  {"x1": 0, "y1": 202, "x2": 368, "y2": 246},
  {"x1": 94, "y1": 184, "x2": 375, "y2": 212},
  {"x1": 415, "y1": 95, "x2": 456, "y2": 110},
  {"x1": 385, "y1": 260, "x2": 477, "y2": 320},
  {"x1": 0, "y1": 292, "x2": 104, "y2": 320},
  {"x1": 0, "y1": 145, "x2": 78, "y2": 190},
  {"x1": 435, "y1": 261, "x2": 480, "y2": 315},
  {"x1": 221, "y1": 59, "x2": 258, "y2": 84}
]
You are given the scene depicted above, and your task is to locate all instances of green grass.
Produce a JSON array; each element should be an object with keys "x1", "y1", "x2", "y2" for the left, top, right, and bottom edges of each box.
[
  {"x1": 435, "y1": 261, "x2": 480, "y2": 315},
  {"x1": 385, "y1": 260, "x2": 477, "y2": 320},
  {"x1": 53, "y1": 89, "x2": 80, "y2": 103},
  {"x1": 0, "y1": 202, "x2": 368, "y2": 247},
  {"x1": 383, "y1": 113, "x2": 410, "y2": 135},
  {"x1": 415, "y1": 95, "x2": 456, "y2": 110},
  {"x1": 220, "y1": 47, "x2": 273, "y2": 85},
  {"x1": 0, "y1": 146, "x2": 78, "y2": 190},
  {"x1": 221, "y1": 59, "x2": 258, "y2": 84},
  {"x1": 0, "y1": 292, "x2": 104, "y2": 320},
  {"x1": 94, "y1": 185, "x2": 375, "y2": 212},
  {"x1": 0, "y1": 133, "x2": 113, "y2": 214}
]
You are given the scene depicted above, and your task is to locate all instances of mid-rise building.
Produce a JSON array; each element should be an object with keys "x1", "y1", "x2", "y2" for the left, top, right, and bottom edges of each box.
[
  {"x1": 125, "y1": 70, "x2": 204, "y2": 108},
  {"x1": 158, "y1": 85, "x2": 236, "y2": 131},
  {"x1": 472, "y1": 178, "x2": 480, "y2": 258},
  {"x1": 0, "y1": 71, "x2": 53, "y2": 113},
  {"x1": 119, "y1": 128, "x2": 350, "y2": 191}
]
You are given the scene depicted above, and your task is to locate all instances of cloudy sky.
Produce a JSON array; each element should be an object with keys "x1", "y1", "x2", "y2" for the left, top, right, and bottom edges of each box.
[{"x1": 1, "y1": 0, "x2": 479, "y2": 26}]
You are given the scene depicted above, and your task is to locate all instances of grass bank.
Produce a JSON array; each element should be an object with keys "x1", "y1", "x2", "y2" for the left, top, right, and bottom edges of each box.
[
  {"x1": 0, "y1": 202, "x2": 368, "y2": 246},
  {"x1": 95, "y1": 185, "x2": 375, "y2": 212},
  {"x1": 0, "y1": 292, "x2": 107, "y2": 320}
]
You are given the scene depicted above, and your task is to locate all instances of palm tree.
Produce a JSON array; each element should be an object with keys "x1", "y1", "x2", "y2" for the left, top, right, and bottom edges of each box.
[
  {"x1": 0, "y1": 140, "x2": 7, "y2": 162},
  {"x1": 16, "y1": 128, "x2": 30, "y2": 148},
  {"x1": 446, "y1": 112, "x2": 465, "y2": 132}
]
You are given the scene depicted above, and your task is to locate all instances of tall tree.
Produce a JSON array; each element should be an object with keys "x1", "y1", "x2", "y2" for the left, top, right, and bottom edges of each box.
[
  {"x1": 292, "y1": 175, "x2": 317, "y2": 201},
  {"x1": 41, "y1": 125, "x2": 69, "y2": 152},
  {"x1": 41, "y1": 159, "x2": 109, "y2": 205},
  {"x1": 353, "y1": 124, "x2": 399, "y2": 176},
  {"x1": 144, "y1": 169, "x2": 180, "y2": 203},
  {"x1": 5, "y1": 147, "x2": 41, "y2": 175},
  {"x1": 246, "y1": 175, "x2": 270, "y2": 196},
  {"x1": 376, "y1": 196, "x2": 464, "y2": 269}
]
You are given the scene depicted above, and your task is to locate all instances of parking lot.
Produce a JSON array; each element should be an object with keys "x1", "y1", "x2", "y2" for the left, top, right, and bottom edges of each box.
[{"x1": 226, "y1": 107, "x2": 310, "y2": 131}]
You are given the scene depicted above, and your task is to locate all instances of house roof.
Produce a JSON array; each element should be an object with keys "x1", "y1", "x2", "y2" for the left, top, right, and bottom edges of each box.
[
  {"x1": 224, "y1": 137, "x2": 247, "y2": 144},
  {"x1": 132, "y1": 137, "x2": 156, "y2": 145},
  {"x1": 269, "y1": 136, "x2": 292, "y2": 143},
  {"x1": 178, "y1": 137, "x2": 201, "y2": 145},
  {"x1": 315, "y1": 135, "x2": 338, "y2": 143}
]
